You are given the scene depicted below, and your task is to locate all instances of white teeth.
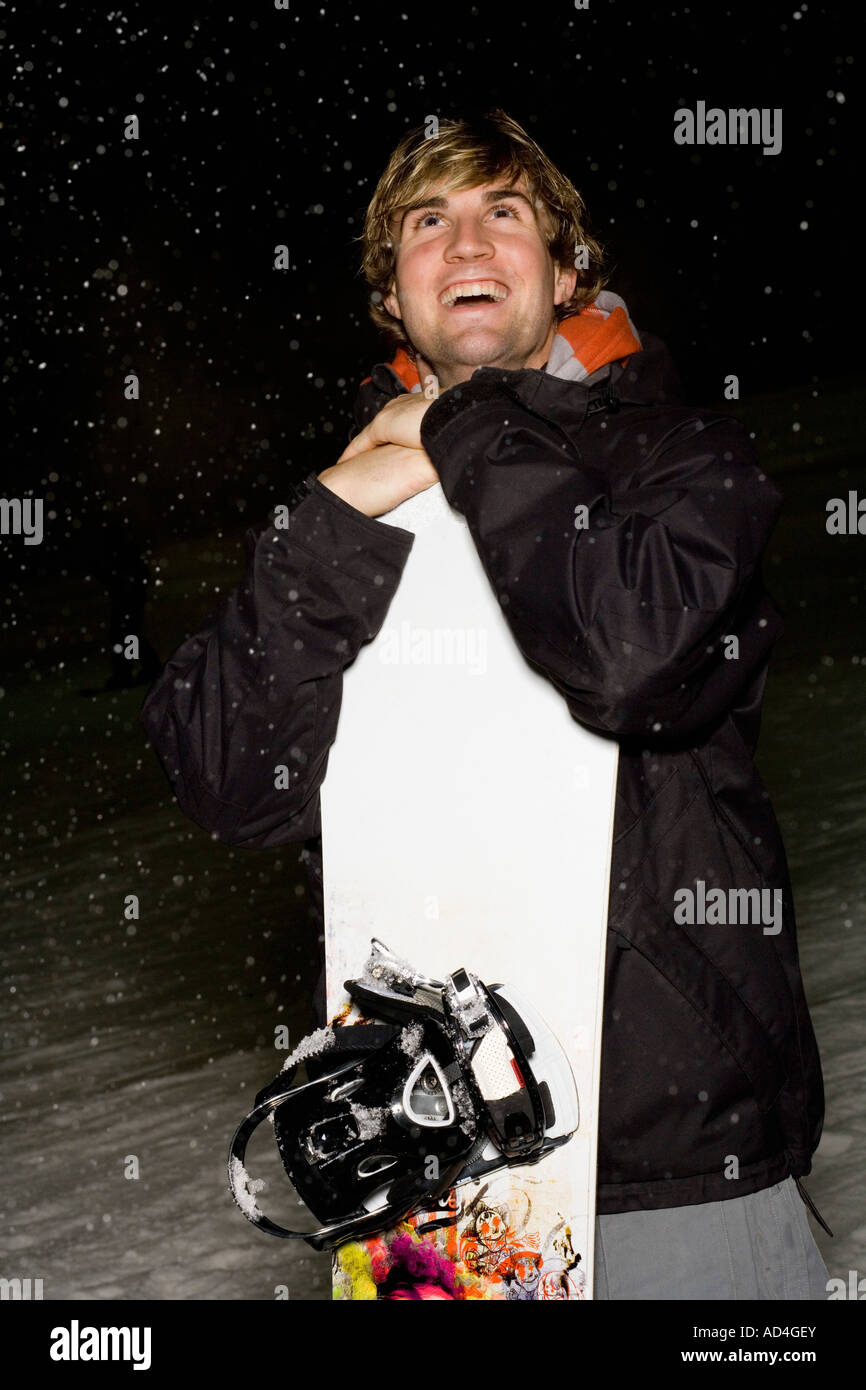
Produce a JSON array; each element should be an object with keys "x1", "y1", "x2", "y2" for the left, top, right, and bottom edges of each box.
[{"x1": 440, "y1": 280, "x2": 508, "y2": 307}]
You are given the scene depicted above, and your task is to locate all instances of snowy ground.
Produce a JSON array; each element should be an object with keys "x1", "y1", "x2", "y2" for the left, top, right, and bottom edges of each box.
[
  {"x1": 2, "y1": 391, "x2": 863, "y2": 1299},
  {"x1": 2, "y1": 610, "x2": 333, "y2": 1299}
]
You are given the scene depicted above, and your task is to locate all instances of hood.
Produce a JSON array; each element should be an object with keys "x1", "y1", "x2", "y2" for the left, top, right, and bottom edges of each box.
[{"x1": 353, "y1": 288, "x2": 686, "y2": 430}]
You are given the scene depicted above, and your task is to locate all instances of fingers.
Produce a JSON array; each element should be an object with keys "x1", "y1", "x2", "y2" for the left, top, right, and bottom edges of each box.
[
  {"x1": 337, "y1": 425, "x2": 374, "y2": 464},
  {"x1": 338, "y1": 394, "x2": 428, "y2": 464}
]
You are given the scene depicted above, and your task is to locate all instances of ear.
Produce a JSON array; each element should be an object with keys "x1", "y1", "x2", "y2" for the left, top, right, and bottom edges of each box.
[
  {"x1": 383, "y1": 285, "x2": 402, "y2": 320},
  {"x1": 553, "y1": 261, "x2": 578, "y2": 308}
]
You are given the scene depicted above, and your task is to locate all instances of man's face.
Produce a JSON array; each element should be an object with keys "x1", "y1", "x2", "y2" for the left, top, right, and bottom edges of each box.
[{"x1": 383, "y1": 177, "x2": 577, "y2": 390}]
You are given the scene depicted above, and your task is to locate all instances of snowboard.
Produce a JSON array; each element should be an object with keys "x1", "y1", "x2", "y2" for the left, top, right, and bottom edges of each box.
[{"x1": 319, "y1": 476, "x2": 619, "y2": 1301}]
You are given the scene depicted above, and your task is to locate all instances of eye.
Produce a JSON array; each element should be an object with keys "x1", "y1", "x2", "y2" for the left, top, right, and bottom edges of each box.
[
  {"x1": 412, "y1": 210, "x2": 444, "y2": 228},
  {"x1": 490, "y1": 203, "x2": 520, "y2": 219}
]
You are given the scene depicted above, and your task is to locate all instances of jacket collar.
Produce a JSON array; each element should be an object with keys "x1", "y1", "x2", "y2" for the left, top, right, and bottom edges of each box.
[
  {"x1": 365, "y1": 289, "x2": 640, "y2": 390},
  {"x1": 357, "y1": 289, "x2": 685, "y2": 421}
]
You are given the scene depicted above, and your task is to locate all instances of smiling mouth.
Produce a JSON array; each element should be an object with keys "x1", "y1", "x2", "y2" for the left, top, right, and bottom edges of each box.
[{"x1": 439, "y1": 279, "x2": 509, "y2": 309}]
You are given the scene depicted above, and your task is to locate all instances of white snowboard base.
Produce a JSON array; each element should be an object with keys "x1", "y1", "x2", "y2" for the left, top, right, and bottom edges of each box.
[{"x1": 321, "y1": 481, "x2": 618, "y2": 1299}]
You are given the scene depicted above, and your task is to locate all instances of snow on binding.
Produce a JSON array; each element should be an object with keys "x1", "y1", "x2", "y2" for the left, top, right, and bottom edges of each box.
[{"x1": 227, "y1": 938, "x2": 580, "y2": 1253}]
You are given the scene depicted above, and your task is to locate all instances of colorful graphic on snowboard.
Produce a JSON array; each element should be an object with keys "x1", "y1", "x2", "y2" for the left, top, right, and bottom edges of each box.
[{"x1": 333, "y1": 1184, "x2": 586, "y2": 1300}]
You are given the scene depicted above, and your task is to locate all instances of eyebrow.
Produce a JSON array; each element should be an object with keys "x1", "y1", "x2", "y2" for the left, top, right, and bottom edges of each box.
[{"x1": 398, "y1": 187, "x2": 536, "y2": 229}]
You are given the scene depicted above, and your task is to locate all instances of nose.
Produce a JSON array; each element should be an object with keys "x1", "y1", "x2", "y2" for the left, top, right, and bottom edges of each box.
[{"x1": 444, "y1": 214, "x2": 495, "y2": 262}]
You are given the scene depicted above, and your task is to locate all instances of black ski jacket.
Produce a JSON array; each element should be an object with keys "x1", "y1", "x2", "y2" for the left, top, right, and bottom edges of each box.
[{"x1": 141, "y1": 329, "x2": 825, "y2": 1215}]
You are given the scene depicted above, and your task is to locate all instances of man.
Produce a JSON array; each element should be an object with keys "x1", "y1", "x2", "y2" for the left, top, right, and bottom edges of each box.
[{"x1": 142, "y1": 110, "x2": 828, "y2": 1299}]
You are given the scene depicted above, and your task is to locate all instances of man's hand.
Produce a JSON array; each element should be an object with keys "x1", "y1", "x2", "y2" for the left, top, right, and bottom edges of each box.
[
  {"x1": 318, "y1": 441, "x2": 438, "y2": 519},
  {"x1": 318, "y1": 393, "x2": 439, "y2": 519},
  {"x1": 337, "y1": 392, "x2": 433, "y2": 462}
]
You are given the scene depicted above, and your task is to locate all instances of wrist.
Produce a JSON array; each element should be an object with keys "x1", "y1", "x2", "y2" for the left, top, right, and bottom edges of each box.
[
  {"x1": 317, "y1": 466, "x2": 367, "y2": 517},
  {"x1": 318, "y1": 465, "x2": 348, "y2": 500}
]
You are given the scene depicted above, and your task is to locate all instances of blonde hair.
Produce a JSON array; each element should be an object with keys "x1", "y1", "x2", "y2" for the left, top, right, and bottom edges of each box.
[{"x1": 360, "y1": 109, "x2": 608, "y2": 356}]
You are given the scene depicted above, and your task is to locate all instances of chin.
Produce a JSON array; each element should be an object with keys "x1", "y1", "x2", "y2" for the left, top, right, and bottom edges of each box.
[
  {"x1": 411, "y1": 321, "x2": 512, "y2": 362},
  {"x1": 442, "y1": 337, "x2": 518, "y2": 369}
]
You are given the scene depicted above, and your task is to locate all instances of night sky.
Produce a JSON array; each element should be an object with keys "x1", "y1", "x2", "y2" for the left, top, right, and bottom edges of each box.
[{"x1": 3, "y1": 1, "x2": 859, "y2": 564}]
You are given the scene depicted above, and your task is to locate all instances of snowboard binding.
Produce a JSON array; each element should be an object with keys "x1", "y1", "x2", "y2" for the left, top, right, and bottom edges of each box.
[{"x1": 227, "y1": 938, "x2": 580, "y2": 1250}]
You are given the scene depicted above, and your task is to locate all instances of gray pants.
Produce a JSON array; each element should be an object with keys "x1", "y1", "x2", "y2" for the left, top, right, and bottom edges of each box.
[{"x1": 594, "y1": 1178, "x2": 830, "y2": 1299}]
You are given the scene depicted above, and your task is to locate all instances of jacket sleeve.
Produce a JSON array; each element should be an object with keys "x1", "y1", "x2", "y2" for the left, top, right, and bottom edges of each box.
[
  {"x1": 140, "y1": 472, "x2": 414, "y2": 846},
  {"x1": 419, "y1": 376, "x2": 784, "y2": 739}
]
